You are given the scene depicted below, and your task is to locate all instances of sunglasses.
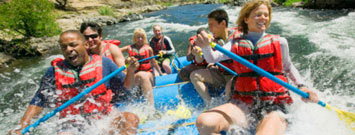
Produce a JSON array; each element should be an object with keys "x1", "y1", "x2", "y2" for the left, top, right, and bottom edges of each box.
[{"x1": 84, "y1": 34, "x2": 99, "y2": 40}]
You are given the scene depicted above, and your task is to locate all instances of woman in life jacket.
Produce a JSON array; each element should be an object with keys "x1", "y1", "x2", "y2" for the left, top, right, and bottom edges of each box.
[
  {"x1": 194, "y1": 0, "x2": 319, "y2": 135},
  {"x1": 121, "y1": 28, "x2": 163, "y2": 106}
]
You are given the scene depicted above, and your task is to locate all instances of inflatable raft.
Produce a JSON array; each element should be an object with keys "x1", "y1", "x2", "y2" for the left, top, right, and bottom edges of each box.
[{"x1": 115, "y1": 56, "x2": 214, "y2": 135}]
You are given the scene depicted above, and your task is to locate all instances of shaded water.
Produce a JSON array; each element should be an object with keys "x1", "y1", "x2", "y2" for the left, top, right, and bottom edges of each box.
[{"x1": 1, "y1": 4, "x2": 354, "y2": 135}]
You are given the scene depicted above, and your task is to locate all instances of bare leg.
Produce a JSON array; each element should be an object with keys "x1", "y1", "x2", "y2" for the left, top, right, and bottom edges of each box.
[
  {"x1": 224, "y1": 78, "x2": 233, "y2": 101},
  {"x1": 134, "y1": 71, "x2": 154, "y2": 105},
  {"x1": 196, "y1": 103, "x2": 248, "y2": 135},
  {"x1": 152, "y1": 68, "x2": 158, "y2": 77},
  {"x1": 111, "y1": 112, "x2": 139, "y2": 135},
  {"x1": 255, "y1": 111, "x2": 287, "y2": 135},
  {"x1": 178, "y1": 64, "x2": 205, "y2": 81},
  {"x1": 190, "y1": 69, "x2": 215, "y2": 105},
  {"x1": 162, "y1": 59, "x2": 172, "y2": 74}
]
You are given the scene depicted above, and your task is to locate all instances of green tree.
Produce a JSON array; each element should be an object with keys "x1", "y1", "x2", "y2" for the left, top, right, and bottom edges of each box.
[{"x1": 0, "y1": 0, "x2": 61, "y2": 38}]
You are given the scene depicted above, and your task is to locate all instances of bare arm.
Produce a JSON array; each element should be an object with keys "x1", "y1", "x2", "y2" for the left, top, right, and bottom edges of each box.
[
  {"x1": 186, "y1": 41, "x2": 194, "y2": 61},
  {"x1": 191, "y1": 46, "x2": 204, "y2": 63},
  {"x1": 9, "y1": 105, "x2": 43, "y2": 135},
  {"x1": 123, "y1": 57, "x2": 138, "y2": 89},
  {"x1": 149, "y1": 48, "x2": 163, "y2": 75},
  {"x1": 120, "y1": 45, "x2": 130, "y2": 53},
  {"x1": 109, "y1": 44, "x2": 125, "y2": 67},
  {"x1": 196, "y1": 31, "x2": 230, "y2": 63}
]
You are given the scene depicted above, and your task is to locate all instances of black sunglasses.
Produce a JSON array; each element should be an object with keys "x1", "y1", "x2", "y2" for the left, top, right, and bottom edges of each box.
[{"x1": 84, "y1": 34, "x2": 99, "y2": 40}]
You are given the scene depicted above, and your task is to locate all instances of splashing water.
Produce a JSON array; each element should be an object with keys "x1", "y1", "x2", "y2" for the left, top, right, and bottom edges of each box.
[{"x1": 1, "y1": 4, "x2": 354, "y2": 135}]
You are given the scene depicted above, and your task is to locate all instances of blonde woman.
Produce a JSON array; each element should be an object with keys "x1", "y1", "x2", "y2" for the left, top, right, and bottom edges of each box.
[
  {"x1": 195, "y1": 0, "x2": 319, "y2": 134},
  {"x1": 121, "y1": 28, "x2": 163, "y2": 106}
]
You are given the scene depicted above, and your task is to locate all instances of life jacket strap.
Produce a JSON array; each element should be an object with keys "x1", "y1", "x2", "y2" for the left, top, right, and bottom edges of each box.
[
  {"x1": 240, "y1": 53, "x2": 274, "y2": 60},
  {"x1": 62, "y1": 78, "x2": 96, "y2": 89},
  {"x1": 237, "y1": 71, "x2": 283, "y2": 77},
  {"x1": 234, "y1": 90, "x2": 290, "y2": 97}
]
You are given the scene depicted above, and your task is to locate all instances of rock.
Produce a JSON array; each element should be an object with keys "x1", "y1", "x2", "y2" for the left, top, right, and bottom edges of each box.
[
  {"x1": 0, "y1": 53, "x2": 14, "y2": 68},
  {"x1": 120, "y1": 13, "x2": 144, "y2": 22},
  {"x1": 292, "y1": 1, "x2": 304, "y2": 8},
  {"x1": 83, "y1": 16, "x2": 120, "y2": 26},
  {"x1": 28, "y1": 36, "x2": 60, "y2": 55}
]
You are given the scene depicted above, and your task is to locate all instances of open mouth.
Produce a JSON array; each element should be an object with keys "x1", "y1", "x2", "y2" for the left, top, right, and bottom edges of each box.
[
  {"x1": 257, "y1": 22, "x2": 265, "y2": 28},
  {"x1": 68, "y1": 55, "x2": 78, "y2": 62}
]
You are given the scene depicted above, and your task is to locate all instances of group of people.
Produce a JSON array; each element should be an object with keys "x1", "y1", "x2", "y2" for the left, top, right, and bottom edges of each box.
[
  {"x1": 10, "y1": 22, "x2": 175, "y2": 134},
  {"x1": 10, "y1": 0, "x2": 320, "y2": 135}
]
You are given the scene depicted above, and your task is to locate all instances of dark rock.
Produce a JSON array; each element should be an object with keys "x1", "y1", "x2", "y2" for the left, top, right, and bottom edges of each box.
[
  {"x1": 0, "y1": 53, "x2": 14, "y2": 68},
  {"x1": 28, "y1": 36, "x2": 60, "y2": 55},
  {"x1": 120, "y1": 13, "x2": 144, "y2": 22}
]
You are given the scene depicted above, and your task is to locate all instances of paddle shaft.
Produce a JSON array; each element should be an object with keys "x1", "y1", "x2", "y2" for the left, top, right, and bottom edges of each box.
[
  {"x1": 199, "y1": 49, "x2": 238, "y2": 76},
  {"x1": 138, "y1": 55, "x2": 159, "y2": 63},
  {"x1": 211, "y1": 43, "x2": 326, "y2": 107},
  {"x1": 21, "y1": 65, "x2": 127, "y2": 134},
  {"x1": 215, "y1": 62, "x2": 238, "y2": 76},
  {"x1": 21, "y1": 55, "x2": 160, "y2": 134}
]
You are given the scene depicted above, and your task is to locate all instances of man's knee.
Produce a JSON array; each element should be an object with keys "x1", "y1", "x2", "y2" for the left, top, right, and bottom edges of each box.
[
  {"x1": 190, "y1": 71, "x2": 201, "y2": 82},
  {"x1": 162, "y1": 62, "x2": 170, "y2": 69},
  {"x1": 196, "y1": 113, "x2": 220, "y2": 129},
  {"x1": 264, "y1": 111, "x2": 286, "y2": 124},
  {"x1": 136, "y1": 72, "x2": 149, "y2": 81}
]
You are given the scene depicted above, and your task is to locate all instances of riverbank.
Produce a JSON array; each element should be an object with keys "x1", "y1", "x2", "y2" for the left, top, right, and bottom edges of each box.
[{"x1": 0, "y1": 0, "x2": 213, "y2": 68}]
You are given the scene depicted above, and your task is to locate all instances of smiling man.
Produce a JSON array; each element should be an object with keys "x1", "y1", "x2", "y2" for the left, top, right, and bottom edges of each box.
[
  {"x1": 9, "y1": 30, "x2": 140, "y2": 135},
  {"x1": 80, "y1": 22, "x2": 125, "y2": 67},
  {"x1": 190, "y1": 9, "x2": 240, "y2": 106}
]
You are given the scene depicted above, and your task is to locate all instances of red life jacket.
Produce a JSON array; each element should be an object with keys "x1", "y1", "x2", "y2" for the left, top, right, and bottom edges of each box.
[
  {"x1": 103, "y1": 40, "x2": 121, "y2": 46},
  {"x1": 150, "y1": 36, "x2": 166, "y2": 55},
  {"x1": 128, "y1": 44, "x2": 152, "y2": 72},
  {"x1": 100, "y1": 42, "x2": 114, "y2": 61},
  {"x1": 189, "y1": 35, "x2": 208, "y2": 66},
  {"x1": 230, "y1": 34, "x2": 293, "y2": 105},
  {"x1": 52, "y1": 55, "x2": 113, "y2": 118},
  {"x1": 217, "y1": 28, "x2": 241, "y2": 74}
]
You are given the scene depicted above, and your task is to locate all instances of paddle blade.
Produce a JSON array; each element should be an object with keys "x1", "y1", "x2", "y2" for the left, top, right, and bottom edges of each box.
[
  {"x1": 166, "y1": 105, "x2": 192, "y2": 119},
  {"x1": 326, "y1": 104, "x2": 355, "y2": 131}
]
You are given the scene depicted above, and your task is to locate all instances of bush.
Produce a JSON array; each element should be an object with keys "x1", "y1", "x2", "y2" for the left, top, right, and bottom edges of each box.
[
  {"x1": 0, "y1": 0, "x2": 61, "y2": 38},
  {"x1": 98, "y1": 6, "x2": 116, "y2": 17}
]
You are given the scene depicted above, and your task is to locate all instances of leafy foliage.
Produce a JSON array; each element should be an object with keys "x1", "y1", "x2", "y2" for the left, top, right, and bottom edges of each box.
[
  {"x1": 98, "y1": 6, "x2": 116, "y2": 17},
  {"x1": 0, "y1": 0, "x2": 61, "y2": 38}
]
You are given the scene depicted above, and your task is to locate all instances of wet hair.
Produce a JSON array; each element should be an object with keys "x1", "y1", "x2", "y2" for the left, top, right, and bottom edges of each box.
[
  {"x1": 196, "y1": 27, "x2": 207, "y2": 34},
  {"x1": 133, "y1": 28, "x2": 148, "y2": 45},
  {"x1": 80, "y1": 22, "x2": 103, "y2": 35},
  {"x1": 236, "y1": 0, "x2": 272, "y2": 34},
  {"x1": 59, "y1": 30, "x2": 86, "y2": 44},
  {"x1": 152, "y1": 24, "x2": 162, "y2": 31},
  {"x1": 208, "y1": 9, "x2": 229, "y2": 27}
]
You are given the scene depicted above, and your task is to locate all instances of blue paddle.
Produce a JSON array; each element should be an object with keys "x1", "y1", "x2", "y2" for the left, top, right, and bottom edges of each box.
[
  {"x1": 215, "y1": 62, "x2": 238, "y2": 76},
  {"x1": 21, "y1": 55, "x2": 161, "y2": 134},
  {"x1": 197, "y1": 47, "x2": 237, "y2": 76},
  {"x1": 209, "y1": 42, "x2": 355, "y2": 131}
]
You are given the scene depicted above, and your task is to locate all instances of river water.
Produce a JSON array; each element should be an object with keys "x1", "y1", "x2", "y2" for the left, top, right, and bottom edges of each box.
[{"x1": 1, "y1": 4, "x2": 354, "y2": 135}]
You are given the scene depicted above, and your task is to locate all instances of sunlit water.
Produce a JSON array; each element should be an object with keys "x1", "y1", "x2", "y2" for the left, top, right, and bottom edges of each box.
[{"x1": 1, "y1": 4, "x2": 354, "y2": 135}]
